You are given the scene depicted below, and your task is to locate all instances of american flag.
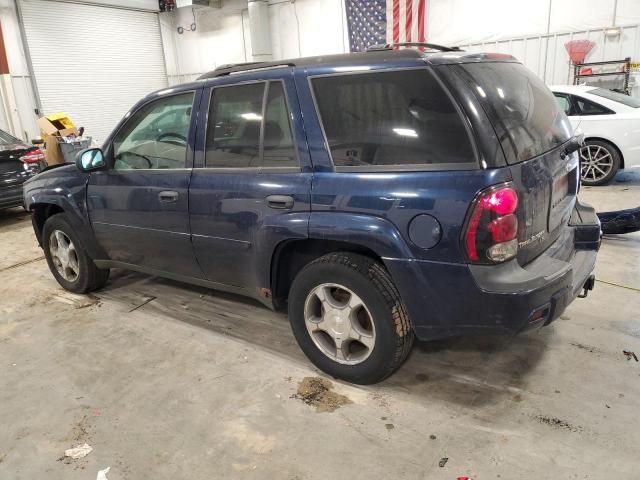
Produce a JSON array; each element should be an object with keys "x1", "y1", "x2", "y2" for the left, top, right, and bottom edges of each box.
[{"x1": 345, "y1": 0, "x2": 426, "y2": 52}]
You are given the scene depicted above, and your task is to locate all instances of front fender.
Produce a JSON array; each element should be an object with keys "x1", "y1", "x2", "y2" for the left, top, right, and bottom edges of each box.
[{"x1": 24, "y1": 170, "x2": 106, "y2": 260}]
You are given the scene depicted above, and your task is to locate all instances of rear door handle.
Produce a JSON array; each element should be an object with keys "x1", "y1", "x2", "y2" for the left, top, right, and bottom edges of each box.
[
  {"x1": 158, "y1": 190, "x2": 179, "y2": 203},
  {"x1": 266, "y1": 195, "x2": 294, "y2": 209}
]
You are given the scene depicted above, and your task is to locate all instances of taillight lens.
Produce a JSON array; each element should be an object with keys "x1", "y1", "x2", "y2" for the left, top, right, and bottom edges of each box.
[
  {"x1": 464, "y1": 184, "x2": 519, "y2": 263},
  {"x1": 20, "y1": 148, "x2": 45, "y2": 164}
]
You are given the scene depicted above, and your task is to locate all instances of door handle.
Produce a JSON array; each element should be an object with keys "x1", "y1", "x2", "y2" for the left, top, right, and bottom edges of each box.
[
  {"x1": 158, "y1": 190, "x2": 179, "y2": 203},
  {"x1": 266, "y1": 195, "x2": 294, "y2": 209}
]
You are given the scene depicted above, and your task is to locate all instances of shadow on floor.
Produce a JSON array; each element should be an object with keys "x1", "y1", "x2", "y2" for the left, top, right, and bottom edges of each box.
[
  {"x1": 98, "y1": 268, "x2": 551, "y2": 408},
  {"x1": 0, "y1": 207, "x2": 30, "y2": 229}
]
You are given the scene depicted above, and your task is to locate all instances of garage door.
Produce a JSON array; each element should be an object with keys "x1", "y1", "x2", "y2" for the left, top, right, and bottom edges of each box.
[{"x1": 19, "y1": 0, "x2": 168, "y2": 143}]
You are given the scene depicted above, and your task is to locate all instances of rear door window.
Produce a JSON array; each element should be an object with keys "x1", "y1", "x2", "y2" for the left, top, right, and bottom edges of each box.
[
  {"x1": 205, "y1": 81, "x2": 298, "y2": 169},
  {"x1": 456, "y1": 62, "x2": 572, "y2": 164},
  {"x1": 311, "y1": 69, "x2": 476, "y2": 170}
]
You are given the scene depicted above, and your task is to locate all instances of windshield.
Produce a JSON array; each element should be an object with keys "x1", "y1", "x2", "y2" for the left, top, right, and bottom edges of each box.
[
  {"x1": 0, "y1": 129, "x2": 20, "y2": 146},
  {"x1": 456, "y1": 62, "x2": 573, "y2": 164},
  {"x1": 589, "y1": 88, "x2": 640, "y2": 108}
]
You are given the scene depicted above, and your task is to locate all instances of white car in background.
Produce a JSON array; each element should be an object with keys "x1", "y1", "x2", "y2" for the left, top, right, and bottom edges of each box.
[{"x1": 550, "y1": 85, "x2": 640, "y2": 185}]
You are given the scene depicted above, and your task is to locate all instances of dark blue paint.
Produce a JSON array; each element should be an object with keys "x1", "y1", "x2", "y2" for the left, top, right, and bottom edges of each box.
[{"x1": 23, "y1": 49, "x2": 599, "y2": 341}]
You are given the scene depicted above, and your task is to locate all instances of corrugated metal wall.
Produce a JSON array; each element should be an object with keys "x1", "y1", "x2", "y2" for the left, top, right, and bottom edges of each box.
[{"x1": 459, "y1": 24, "x2": 640, "y2": 92}]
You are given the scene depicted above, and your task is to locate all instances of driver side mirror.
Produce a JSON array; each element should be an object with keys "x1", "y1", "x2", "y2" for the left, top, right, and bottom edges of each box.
[{"x1": 76, "y1": 148, "x2": 106, "y2": 172}]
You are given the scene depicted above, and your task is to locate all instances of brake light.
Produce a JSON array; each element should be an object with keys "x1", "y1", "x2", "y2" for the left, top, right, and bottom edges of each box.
[
  {"x1": 464, "y1": 184, "x2": 519, "y2": 263},
  {"x1": 20, "y1": 148, "x2": 45, "y2": 164}
]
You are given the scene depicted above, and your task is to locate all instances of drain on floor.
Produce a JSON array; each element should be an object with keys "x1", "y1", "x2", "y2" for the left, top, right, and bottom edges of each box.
[{"x1": 292, "y1": 376, "x2": 352, "y2": 413}]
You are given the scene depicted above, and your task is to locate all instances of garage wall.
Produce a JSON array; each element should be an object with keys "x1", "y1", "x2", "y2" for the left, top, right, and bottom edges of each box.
[
  {"x1": 0, "y1": 0, "x2": 39, "y2": 140},
  {"x1": 161, "y1": 0, "x2": 347, "y2": 84}
]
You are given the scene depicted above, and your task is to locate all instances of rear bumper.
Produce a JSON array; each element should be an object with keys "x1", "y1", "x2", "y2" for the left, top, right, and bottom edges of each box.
[{"x1": 385, "y1": 201, "x2": 600, "y2": 341}]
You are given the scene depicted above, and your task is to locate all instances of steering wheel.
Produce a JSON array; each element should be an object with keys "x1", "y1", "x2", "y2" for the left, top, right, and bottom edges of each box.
[
  {"x1": 115, "y1": 151, "x2": 153, "y2": 169},
  {"x1": 157, "y1": 132, "x2": 187, "y2": 146}
]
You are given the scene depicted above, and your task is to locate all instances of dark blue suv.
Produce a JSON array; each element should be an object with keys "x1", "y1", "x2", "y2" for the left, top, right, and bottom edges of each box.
[{"x1": 24, "y1": 46, "x2": 600, "y2": 384}]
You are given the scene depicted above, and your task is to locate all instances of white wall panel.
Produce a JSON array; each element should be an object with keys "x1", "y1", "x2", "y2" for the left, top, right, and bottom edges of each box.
[{"x1": 19, "y1": 0, "x2": 168, "y2": 143}]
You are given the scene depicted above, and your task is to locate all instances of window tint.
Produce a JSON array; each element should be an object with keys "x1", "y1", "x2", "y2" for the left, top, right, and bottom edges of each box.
[
  {"x1": 574, "y1": 96, "x2": 613, "y2": 115},
  {"x1": 554, "y1": 93, "x2": 572, "y2": 115},
  {"x1": 458, "y1": 63, "x2": 572, "y2": 164},
  {"x1": 590, "y1": 88, "x2": 640, "y2": 108},
  {"x1": 112, "y1": 92, "x2": 194, "y2": 170},
  {"x1": 312, "y1": 69, "x2": 475, "y2": 168},
  {"x1": 206, "y1": 83, "x2": 264, "y2": 168},
  {"x1": 263, "y1": 82, "x2": 297, "y2": 167}
]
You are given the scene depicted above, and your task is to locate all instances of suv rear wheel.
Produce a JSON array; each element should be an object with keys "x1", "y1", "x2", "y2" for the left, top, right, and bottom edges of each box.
[
  {"x1": 288, "y1": 253, "x2": 414, "y2": 384},
  {"x1": 580, "y1": 140, "x2": 620, "y2": 186},
  {"x1": 43, "y1": 213, "x2": 110, "y2": 293}
]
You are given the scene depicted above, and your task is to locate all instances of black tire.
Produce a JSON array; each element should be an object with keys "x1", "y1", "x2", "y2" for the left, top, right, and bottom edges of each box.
[
  {"x1": 288, "y1": 252, "x2": 414, "y2": 384},
  {"x1": 42, "y1": 213, "x2": 109, "y2": 293},
  {"x1": 580, "y1": 140, "x2": 621, "y2": 186}
]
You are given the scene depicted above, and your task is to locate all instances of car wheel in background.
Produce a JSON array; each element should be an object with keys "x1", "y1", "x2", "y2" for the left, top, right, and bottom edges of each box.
[
  {"x1": 580, "y1": 140, "x2": 620, "y2": 186},
  {"x1": 288, "y1": 252, "x2": 414, "y2": 385},
  {"x1": 42, "y1": 213, "x2": 110, "y2": 293}
]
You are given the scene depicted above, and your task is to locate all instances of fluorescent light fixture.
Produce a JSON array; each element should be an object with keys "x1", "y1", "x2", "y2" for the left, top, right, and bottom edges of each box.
[
  {"x1": 240, "y1": 112, "x2": 262, "y2": 121},
  {"x1": 497, "y1": 87, "x2": 505, "y2": 99},
  {"x1": 476, "y1": 86, "x2": 487, "y2": 98},
  {"x1": 393, "y1": 128, "x2": 418, "y2": 138}
]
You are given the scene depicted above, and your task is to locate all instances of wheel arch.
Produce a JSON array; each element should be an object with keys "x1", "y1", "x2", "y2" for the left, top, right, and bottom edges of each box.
[
  {"x1": 269, "y1": 213, "x2": 413, "y2": 309},
  {"x1": 270, "y1": 239, "x2": 385, "y2": 309},
  {"x1": 584, "y1": 136, "x2": 625, "y2": 169}
]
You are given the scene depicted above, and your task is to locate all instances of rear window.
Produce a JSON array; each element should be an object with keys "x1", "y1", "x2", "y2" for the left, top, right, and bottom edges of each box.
[
  {"x1": 457, "y1": 62, "x2": 572, "y2": 164},
  {"x1": 311, "y1": 69, "x2": 476, "y2": 170},
  {"x1": 589, "y1": 88, "x2": 640, "y2": 108}
]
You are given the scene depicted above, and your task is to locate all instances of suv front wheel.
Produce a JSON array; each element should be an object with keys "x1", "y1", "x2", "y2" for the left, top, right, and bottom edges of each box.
[
  {"x1": 288, "y1": 253, "x2": 414, "y2": 384},
  {"x1": 42, "y1": 213, "x2": 110, "y2": 293}
]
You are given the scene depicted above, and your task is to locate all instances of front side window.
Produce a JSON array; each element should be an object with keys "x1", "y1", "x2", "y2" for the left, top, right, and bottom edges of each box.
[
  {"x1": 554, "y1": 93, "x2": 572, "y2": 116},
  {"x1": 312, "y1": 69, "x2": 475, "y2": 169},
  {"x1": 205, "y1": 81, "x2": 298, "y2": 169},
  {"x1": 112, "y1": 92, "x2": 194, "y2": 170}
]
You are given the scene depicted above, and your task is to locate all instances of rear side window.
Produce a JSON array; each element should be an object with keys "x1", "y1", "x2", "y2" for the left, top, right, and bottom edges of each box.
[
  {"x1": 312, "y1": 69, "x2": 476, "y2": 169},
  {"x1": 205, "y1": 81, "x2": 298, "y2": 169},
  {"x1": 574, "y1": 96, "x2": 613, "y2": 116},
  {"x1": 457, "y1": 62, "x2": 572, "y2": 164}
]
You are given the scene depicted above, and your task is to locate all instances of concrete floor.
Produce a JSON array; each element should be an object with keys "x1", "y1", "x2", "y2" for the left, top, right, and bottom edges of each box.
[{"x1": 1, "y1": 172, "x2": 639, "y2": 480}]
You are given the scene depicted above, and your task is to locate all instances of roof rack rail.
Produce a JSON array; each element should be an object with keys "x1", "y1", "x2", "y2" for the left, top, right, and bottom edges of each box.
[
  {"x1": 199, "y1": 61, "x2": 296, "y2": 79},
  {"x1": 367, "y1": 42, "x2": 462, "y2": 52}
]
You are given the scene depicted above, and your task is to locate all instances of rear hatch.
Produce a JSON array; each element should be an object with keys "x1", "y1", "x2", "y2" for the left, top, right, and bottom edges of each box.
[{"x1": 453, "y1": 61, "x2": 578, "y2": 264}]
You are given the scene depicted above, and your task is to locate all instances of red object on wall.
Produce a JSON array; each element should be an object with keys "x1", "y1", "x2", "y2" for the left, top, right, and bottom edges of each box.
[
  {"x1": 0, "y1": 20, "x2": 11, "y2": 75},
  {"x1": 565, "y1": 40, "x2": 596, "y2": 65}
]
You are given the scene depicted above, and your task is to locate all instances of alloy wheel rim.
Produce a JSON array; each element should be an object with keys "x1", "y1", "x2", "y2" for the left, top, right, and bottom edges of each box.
[
  {"x1": 303, "y1": 283, "x2": 376, "y2": 365},
  {"x1": 49, "y1": 230, "x2": 80, "y2": 282},
  {"x1": 580, "y1": 145, "x2": 614, "y2": 183}
]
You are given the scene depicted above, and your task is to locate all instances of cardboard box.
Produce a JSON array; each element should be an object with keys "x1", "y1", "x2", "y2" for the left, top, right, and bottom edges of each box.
[
  {"x1": 37, "y1": 114, "x2": 79, "y2": 166},
  {"x1": 36, "y1": 113, "x2": 75, "y2": 137}
]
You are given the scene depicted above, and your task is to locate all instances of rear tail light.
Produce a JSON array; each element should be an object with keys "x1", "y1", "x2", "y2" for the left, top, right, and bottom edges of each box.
[
  {"x1": 20, "y1": 148, "x2": 45, "y2": 164},
  {"x1": 464, "y1": 184, "x2": 519, "y2": 263}
]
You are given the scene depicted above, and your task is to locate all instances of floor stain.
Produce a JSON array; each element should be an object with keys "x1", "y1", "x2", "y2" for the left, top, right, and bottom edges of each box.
[
  {"x1": 569, "y1": 342, "x2": 601, "y2": 354},
  {"x1": 292, "y1": 377, "x2": 352, "y2": 413},
  {"x1": 534, "y1": 415, "x2": 583, "y2": 433}
]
